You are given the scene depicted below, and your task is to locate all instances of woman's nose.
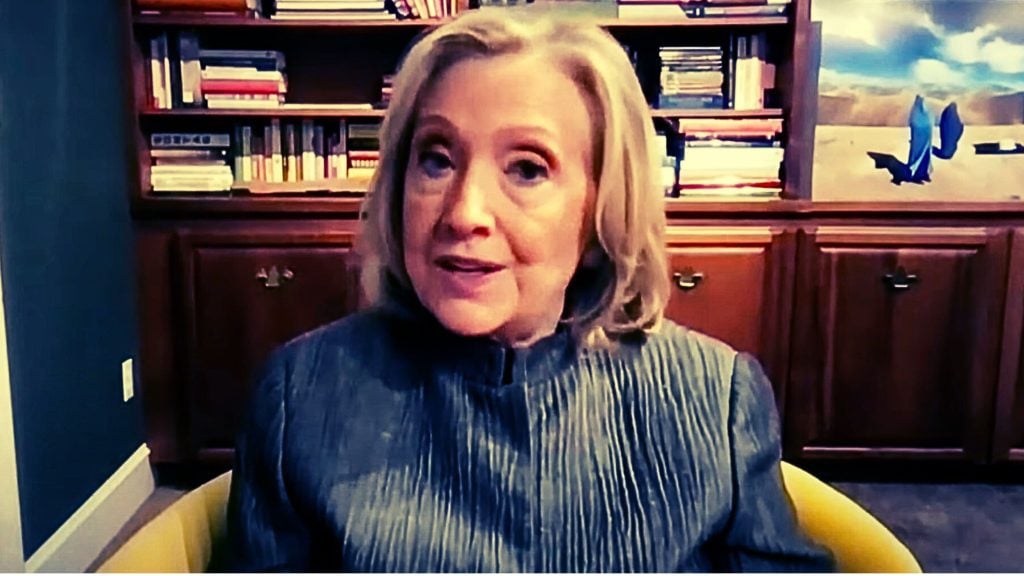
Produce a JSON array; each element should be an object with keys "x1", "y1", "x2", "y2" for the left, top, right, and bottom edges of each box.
[{"x1": 437, "y1": 162, "x2": 496, "y2": 239}]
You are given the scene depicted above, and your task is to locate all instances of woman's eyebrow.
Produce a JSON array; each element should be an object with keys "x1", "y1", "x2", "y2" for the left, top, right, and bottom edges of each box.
[{"x1": 413, "y1": 113, "x2": 457, "y2": 133}]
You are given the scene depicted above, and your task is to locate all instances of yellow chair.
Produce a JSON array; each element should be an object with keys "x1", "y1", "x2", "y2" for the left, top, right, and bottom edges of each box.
[
  {"x1": 96, "y1": 471, "x2": 231, "y2": 573},
  {"x1": 97, "y1": 464, "x2": 921, "y2": 573},
  {"x1": 781, "y1": 461, "x2": 922, "y2": 573}
]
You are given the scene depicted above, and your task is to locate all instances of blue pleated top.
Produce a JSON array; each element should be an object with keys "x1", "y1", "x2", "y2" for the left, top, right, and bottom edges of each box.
[{"x1": 221, "y1": 307, "x2": 835, "y2": 572}]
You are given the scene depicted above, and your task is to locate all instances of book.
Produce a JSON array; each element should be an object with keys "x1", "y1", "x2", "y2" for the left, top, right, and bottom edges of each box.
[
  {"x1": 149, "y1": 35, "x2": 167, "y2": 109},
  {"x1": 201, "y1": 79, "x2": 287, "y2": 94},
  {"x1": 301, "y1": 120, "x2": 316, "y2": 181},
  {"x1": 151, "y1": 133, "x2": 231, "y2": 148},
  {"x1": 178, "y1": 32, "x2": 203, "y2": 107},
  {"x1": 202, "y1": 68, "x2": 286, "y2": 82},
  {"x1": 270, "y1": 119, "x2": 284, "y2": 183},
  {"x1": 284, "y1": 123, "x2": 298, "y2": 182},
  {"x1": 198, "y1": 50, "x2": 286, "y2": 71},
  {"x1": 270, "y1": 10, "x2": 395, "y2": 19},
  {"x1": 314, "y1": 125, "x2": 326, "y2": 180},
  {"x1": 135, "y1": 0, "x2": 260, "y2": 13},
  {"x1": 205, "y1": 98, "x2": 283, "y2": 109},
  {"x1": 278, "y1": 103, "x2": 375, "y2": 111},
  {"x1": 150, "y1": 148, "x2": 227, "y2": 159}
]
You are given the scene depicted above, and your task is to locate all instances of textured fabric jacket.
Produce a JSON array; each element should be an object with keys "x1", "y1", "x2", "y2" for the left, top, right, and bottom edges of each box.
[{"x1": 221, "y1": 307, "x2": 836, "y2": 572}]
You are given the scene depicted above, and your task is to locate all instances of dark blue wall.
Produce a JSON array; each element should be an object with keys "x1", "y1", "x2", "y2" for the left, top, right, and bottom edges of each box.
[{"x1": 0, "y1": 0, "x2": 145, "y2": 559}]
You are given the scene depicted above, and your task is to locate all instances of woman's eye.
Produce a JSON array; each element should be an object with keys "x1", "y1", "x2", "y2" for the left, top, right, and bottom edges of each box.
[
  {"x1": 507, "y1": 159, "x2": 549, "y2": 184},
  {"x1": 418, "y1": 150, "x2": 453, "y2": 178}
]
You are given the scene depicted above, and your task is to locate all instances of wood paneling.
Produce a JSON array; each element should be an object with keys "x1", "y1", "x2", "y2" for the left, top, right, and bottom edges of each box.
[
  {"x1": 175, "y1": 226, "x2": 364, "y2": 464},
  {"x1": 787, "y1": 227, "x2": 1009, "y2": 463},
  {"x1": 993, "y1": 229, "x2": 1024, "y2": 463},
  {"x1": 662, "y1": 227, "x2": 796, "y2": 408}
]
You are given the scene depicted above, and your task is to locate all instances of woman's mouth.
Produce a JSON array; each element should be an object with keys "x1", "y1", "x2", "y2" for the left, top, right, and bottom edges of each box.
[{"x1": 433, "y1": 255, "x2": 505, "y2": 295}]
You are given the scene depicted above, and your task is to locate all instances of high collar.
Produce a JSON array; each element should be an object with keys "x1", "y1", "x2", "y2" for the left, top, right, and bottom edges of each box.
[{"x1": 385, "y1": 305, "x2": 579, "y2": 388}]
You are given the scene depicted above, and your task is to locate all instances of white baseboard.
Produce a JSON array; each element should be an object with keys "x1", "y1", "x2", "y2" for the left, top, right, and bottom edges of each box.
[{"x1": 25, "y1": 443, "x2": 154, "y2": 573}]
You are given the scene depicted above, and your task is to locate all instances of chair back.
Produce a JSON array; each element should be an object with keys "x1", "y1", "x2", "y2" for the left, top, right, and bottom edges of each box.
[
  {"x1": 781, "y1": 461, "x2": 922, "y2": 573},
  {"x1": 99, "y1": 465, "x2": 921, "y2": 573},
  {"x1": 96, "y1": 471, "x2": 231, "y2": 573}
]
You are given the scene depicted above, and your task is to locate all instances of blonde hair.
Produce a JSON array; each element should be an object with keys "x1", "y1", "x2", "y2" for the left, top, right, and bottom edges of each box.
[{"x1": 359, "y1": 7, "x2": 670, "y2": 346}]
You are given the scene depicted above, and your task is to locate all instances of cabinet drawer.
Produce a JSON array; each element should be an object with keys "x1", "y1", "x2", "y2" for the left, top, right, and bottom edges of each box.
[
  {"x1": 994, "y1": 229, "x2": 1024, "y2": 463},
  {"x1": 788, "y1": 227, "x2": 1008, "y2": 462},
  {"x1": 663, "y1": 227, "x2": 796, "y2": 399},
  {"x1": 176, "y1": 230, "x2": 363, "y2": 462}
]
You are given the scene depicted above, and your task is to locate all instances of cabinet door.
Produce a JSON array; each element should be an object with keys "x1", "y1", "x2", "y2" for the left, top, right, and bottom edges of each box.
[
  {"x1": 176, "y1": 229, "x2": 363, "y2": 463},
  {"x1": 663, "y1": 227, "x2": 796, "y2": 402},
  {"x1": 788, "y1": 227, "x2": 1008, "y2": 463},
  {"x1": 993, "y1": 229, "x2": 1024, "y2": 463}
]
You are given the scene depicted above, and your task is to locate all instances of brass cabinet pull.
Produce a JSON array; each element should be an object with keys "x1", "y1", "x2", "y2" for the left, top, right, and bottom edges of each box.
[
  {"x1": 255, "y1": 266, "x2": 294, "y2": 289},
  {"x1": 673, "y1": 269, "x2": 705, "y2": 292},
  {"x1": 882, "y1": 267, "x2": 918, "y2": 291}
]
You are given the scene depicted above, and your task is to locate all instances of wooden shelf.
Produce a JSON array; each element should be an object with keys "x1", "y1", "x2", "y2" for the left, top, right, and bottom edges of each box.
[
  {"x1": 132, "y1": 13, "x2": 788, "y2": 30},
  {"x1": 133, "y1": 13, "x2": 446, "y2": 28},
  {"x1": 650, "y1": 108, "x2": 783, "y2": 119},
  {"x1": 132, "y1": 193, "x2": 367, "y2": 217},
  {"x1": 140, "y1": 107, "x2": 782, "y2": 119},
  {"x1": 140, "y1": 107, "x2": 387, "y2": 118},
  {"x1": 597, "y1": 16, "x2": 789, "y2": 28},
  {"x1": 131, "y1": 193, "x2": 1024, "y2": 219}
]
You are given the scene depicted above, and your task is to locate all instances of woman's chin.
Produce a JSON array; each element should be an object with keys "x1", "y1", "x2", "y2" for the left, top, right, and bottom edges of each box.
[{"x1": 428, "y1": 299, "x2": 510, "y2": 338}]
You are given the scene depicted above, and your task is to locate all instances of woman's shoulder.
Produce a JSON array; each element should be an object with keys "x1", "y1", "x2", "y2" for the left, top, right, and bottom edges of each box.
[
  {"x1": 634, "y1": 318, "x2": 741, "y2": 381},
  {"x1": 257, "y1": 307, "x2": 402, "y2": 387},
  {"x1": 274, "y1": 307, "x2": 395, "y2": 357}
]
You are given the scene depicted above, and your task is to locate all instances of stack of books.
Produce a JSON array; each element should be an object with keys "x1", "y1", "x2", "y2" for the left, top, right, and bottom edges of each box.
[
  {"x1": 270, "y1": 0, "x2": 396, "y2": 20},
  {"x1": 674, "y1": 118, "x2": 784, "y2": 198},
  {"x1": 147, "y1": 36, "x2": 289, "y2": 110},
  {"x1": 617, "y1": 0, "x2": 788, "y2": 20},
  {"x1": 657, "y1": 46, "x2": 725, "y2": 110},
  {"x1": 200, "y1": 49, "x2": 287, "y2": 109},
  {"x1": 150, "y1": 133, "x2": 234, "y2": 193},
  {"x1": 728, "y1": 32, "x2": 774, "y2": 110},
  {"x1": 346, "y1": 122, "x2": 381, "y2": 181}
]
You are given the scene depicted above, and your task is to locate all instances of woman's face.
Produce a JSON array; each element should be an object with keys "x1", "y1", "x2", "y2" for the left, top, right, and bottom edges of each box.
[{"x1": 402, "y1": 52, "x2": 596, "y2": 346}]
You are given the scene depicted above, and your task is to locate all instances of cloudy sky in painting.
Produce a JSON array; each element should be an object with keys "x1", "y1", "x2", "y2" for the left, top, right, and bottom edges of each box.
[{"x1": 814, "y1": 0, "x2": 1024, "y2": 91}]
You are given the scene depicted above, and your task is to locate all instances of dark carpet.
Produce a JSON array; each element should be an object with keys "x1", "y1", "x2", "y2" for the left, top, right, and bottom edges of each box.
[{"x1": 833, "y1": 481, "x2": 1024, "y2": 572}]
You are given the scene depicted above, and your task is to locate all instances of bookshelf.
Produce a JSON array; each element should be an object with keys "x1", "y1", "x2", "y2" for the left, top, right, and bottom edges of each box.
[
  {"x1": 126, "y1": 0, "x2": 817, "y2": 205},
  {"x1": 125, "y1": 0, "x2": 826, "y2": 469},
  {"x1": 125, "y1": 1, "x2": 1024, "y2": 478}
]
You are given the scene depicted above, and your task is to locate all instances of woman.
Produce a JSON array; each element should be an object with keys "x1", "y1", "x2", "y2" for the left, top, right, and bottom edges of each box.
[{"x1": 223, "y1": 8, "x2": 835, "y2": 572}]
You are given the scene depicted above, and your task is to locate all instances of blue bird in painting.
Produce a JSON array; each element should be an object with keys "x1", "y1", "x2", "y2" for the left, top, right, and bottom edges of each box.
[{"x1": 866, "y1": 95, "x2": 965, "y2": 186}]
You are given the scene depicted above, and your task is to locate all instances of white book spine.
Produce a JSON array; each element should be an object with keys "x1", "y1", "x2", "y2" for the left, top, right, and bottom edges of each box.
[
  {"x1": 271, "y1": 119, "x2": 284, "y2": 183},
  {"x1": 241, "y1": 126, "x2": 253, "y2": 182},
  {"x1": 313, "y1": 126, "x2": 325, "y2": 180},
  {"x1": 149, "y1": 37, "x2": 165, "y2": 109},
  {"x1": 301, "y1": 120, "x2": 316, "y2": 181},
  {"x1": 159, "y1": 33, "x2": 172, "y2": 109}
]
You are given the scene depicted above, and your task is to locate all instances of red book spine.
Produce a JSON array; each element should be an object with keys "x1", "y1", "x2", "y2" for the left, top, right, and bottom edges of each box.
[{"x1": 201, "y1": 79, "x2": 284, "y2": 95}]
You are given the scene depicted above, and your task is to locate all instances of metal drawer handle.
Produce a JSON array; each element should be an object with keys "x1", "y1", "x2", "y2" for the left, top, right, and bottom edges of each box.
[
  {"x1": 882, "y1": 267, "x2": 918, "y2": 291},
  {"x1": 256, "y1": 266, "x2": 294, "y2": 289},
  {"x1": 673, "y1": 269, "x2": 705, "y2": 292}
]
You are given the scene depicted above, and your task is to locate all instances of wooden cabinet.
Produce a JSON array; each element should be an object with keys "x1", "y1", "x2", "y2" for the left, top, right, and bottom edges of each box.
[
  {"x1": 662, "y1": 226, "x2": 796, "y2": 404},
  {"x1": 787, "y1": 227, "x2": 1010, "y2": 463},
  {"x1": 136, "y1": 215, "x2": 1024, "y2": 475},
  {"x1": 175, "y1": 227, "x2": 363, "y2": 464},
  {"x1": 993, "y1": 229, "x2": 1024, "y2": 463}
]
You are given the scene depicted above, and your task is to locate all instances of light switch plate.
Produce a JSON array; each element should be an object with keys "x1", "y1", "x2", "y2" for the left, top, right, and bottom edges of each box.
[{"x1": 121, "y1": 359, "x2": 134, "y2": 402}]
